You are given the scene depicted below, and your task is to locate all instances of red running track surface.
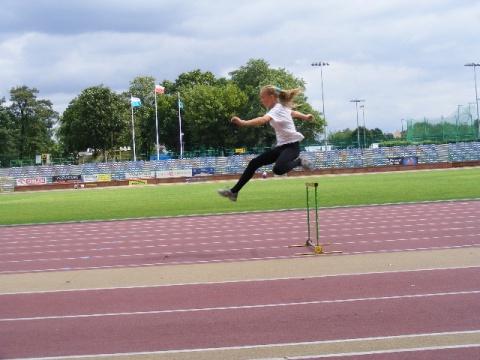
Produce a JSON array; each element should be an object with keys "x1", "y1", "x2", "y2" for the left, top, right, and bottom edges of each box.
[
  {"x1": 0, "y1": 200, "x2": 479, "y2": 359},
  {"x1": 0, "y1": 200, "x2": 478, "y2": 274}
]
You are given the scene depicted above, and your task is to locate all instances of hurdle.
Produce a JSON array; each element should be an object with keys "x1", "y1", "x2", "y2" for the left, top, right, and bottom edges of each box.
[{"x1": 289, "y1": 182, "x2": 342, "y2": 256}]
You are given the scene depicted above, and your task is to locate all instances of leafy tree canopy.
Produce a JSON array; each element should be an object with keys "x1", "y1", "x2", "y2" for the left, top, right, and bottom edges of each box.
[
  {"x1": 4, "y1": 59, "x2": 332, "y2": 163},
  {"x1": 58, "y1": 85, "x2": 128, "y2": 157},
  {"x1": 8, "y1": 86, "x2": 58, "y2": 159}
]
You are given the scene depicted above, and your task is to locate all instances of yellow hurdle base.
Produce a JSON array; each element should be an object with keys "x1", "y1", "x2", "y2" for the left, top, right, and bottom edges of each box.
[{"x1": 288, "y1": 240, "x2": 342, "y2": 256}]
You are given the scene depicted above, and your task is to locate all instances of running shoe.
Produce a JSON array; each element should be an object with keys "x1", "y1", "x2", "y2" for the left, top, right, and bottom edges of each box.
[
  {"x1": 299, "y1": 157, "x2": 314, "y2": 172},
  {"x1": 217, "y1": 188, "x2": 238, "y2": 201}
]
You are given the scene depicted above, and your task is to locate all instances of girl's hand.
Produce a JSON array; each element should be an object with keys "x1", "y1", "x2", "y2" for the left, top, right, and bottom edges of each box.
[
  {"x1": 305, "y1": 114, "x2": 314, "y2": 121},
  {"x1": 231, "y1": 116, "x2": 243, "y2": 126}
]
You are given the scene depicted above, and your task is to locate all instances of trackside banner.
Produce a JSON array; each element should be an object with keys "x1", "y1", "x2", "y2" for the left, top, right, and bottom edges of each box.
[
  {"x1": 16, "y1": 177, "x2": 47, "y2": 186},
  {"x1": 192, "y1": 168, "x2": 215, "y2": 176},
  {"x1": 53, "y1": 175, "x2": 82, "y2": 183},
  {"x1": 402, "y1": 156, "x2": 418, "y2": 165},
  {"x1": 388, "y1": 156, "x2": 418, "y2": 166},
  {"x1": 81, "y1": 174, "x2": 112, "y2": 182},
  {"x1": 129, "y1": 180, "x2": 148, "y2": 186},
  {"x1": 125, "y1": 171, "x2": 155, "y2": 179},
  {"x1": 155, "y1": 169, "x2": 192, "y2": 178}
]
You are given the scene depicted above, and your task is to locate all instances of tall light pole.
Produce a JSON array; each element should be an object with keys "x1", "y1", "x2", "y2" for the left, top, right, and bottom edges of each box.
[
  {"x1": 350, "y1": 99, "x2": 365, "y2": 148},
  {"x1": 312, "y1": 62, "x2": 329, "y2": 148},
  {"x1": 457, "y1": 104, "x2": 464, "y2": 141},
  {"x1": 360, "y1": 104, "x2": 366, "y2": 148},
  {"x1": 464, "y1": 63, "x2": 480, "y2": 138}
]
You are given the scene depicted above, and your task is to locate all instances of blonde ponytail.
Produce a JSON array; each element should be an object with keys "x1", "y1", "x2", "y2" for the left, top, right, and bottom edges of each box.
[{"x1": 260, "y1": 85, "x2": 303, "y2": 108}]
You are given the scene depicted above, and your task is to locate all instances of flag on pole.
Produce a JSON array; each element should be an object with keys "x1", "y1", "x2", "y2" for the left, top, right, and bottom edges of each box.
[
  {"x1": 178, "y1": 92, "x2": 184, "y2": 159},
  {"x1": 131, "y1": 96, "x2": 142, "y2": 107},
  {"x1": 154, "y1": 83, "x2": 162, "y2": 161}
]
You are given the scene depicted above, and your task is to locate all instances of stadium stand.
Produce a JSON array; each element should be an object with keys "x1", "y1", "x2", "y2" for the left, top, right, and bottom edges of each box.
[{"x1": 2, "y1": 142, "x2": 480, "y2": 187}]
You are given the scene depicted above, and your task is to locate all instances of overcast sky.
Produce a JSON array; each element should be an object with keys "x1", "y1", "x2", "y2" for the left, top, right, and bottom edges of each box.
[{"x1": 1, "y1": 0, "x2": 479, "y2": 134}]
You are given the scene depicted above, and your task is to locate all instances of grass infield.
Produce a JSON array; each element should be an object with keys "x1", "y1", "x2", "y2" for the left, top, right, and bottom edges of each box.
[{"x1": 1, "y1": 168, "x2": 479, "y2": 226}]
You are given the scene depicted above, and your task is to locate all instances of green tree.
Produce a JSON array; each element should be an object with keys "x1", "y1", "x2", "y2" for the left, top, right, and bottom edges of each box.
[
  {"x1": 126, "y1": 76, "x2": 158, "y2": 159},
  {"x1": 150, "y1": 62, "x2": 324, "y2": 156},
  {"x1": 154, "y1": 70, "x2": 232, "y2": 156},
  {"x1": 173, "y1": 69, "x2": 223, "y2": 92},
  {"x1": 370, "y1": 128, "x2": 388, "y2": 143},
  {"x1": 0, "y1": 97, "x2": 17, "y2": 166},
  {"x1": 8, "y1": 86, "x2": 58, "y2": 159},
  {"x1": 58, "y1": 85, "x2": 128, "y2": 160},
  {"x1": 155, "y1": 93, "x2": 180, "y2": 155},
  {"x1": 329, "y1": 127, "x2": 391, "y2": 148},
  {"x1": 181, "y1": 83, "x2": 248, "y2": 152},
  {"x1": 229, "y1": 59, "x2": 324, "y2": 147},
  {"x1": 124, "y1": 74, "x2": 226, "y2": 159}
]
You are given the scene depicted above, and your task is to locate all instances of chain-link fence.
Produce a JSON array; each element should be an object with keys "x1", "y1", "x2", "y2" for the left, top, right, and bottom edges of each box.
[{"x1": 406, "y1": 104, "x2": 479, "y2": 142}]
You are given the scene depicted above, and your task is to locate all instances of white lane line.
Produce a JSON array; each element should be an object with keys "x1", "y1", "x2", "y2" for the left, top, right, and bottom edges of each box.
[
  {"x1": 2, "y1": 265, "x2": 479, "y2": 296},
  {"x1": 11, "y1": 330, "x2": 480, "y2": 360},
  {"x1": 257, "y1": 343, "x2": 480, "y2": 359},
  {"x1": 2, "y1": 290, "x2": 479, "y2": 322}
]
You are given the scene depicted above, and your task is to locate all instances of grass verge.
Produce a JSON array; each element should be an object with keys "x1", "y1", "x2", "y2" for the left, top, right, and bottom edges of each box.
[{"x1": 1, "y1": 168, "x2": 479, "y2": 226}]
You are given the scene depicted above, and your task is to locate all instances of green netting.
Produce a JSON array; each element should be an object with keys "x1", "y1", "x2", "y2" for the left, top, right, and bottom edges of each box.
[{"x1": 406, "y1": 105, "x2": 479, "y2": 142}]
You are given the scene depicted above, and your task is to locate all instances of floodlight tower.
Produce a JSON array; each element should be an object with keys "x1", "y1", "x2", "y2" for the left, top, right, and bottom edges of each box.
[
  {"x1": 464, "y1": 63, "x2": 480, "y2": 138},
  {"x1": 360, "y1": 104, "x2": 366, "y2": 148},
  {"x1": 350, "y1": 99, "x2": 365, "y2": 148},
  {"x1": 311, "y1": 62, "x2": 329, "y2": 147}
]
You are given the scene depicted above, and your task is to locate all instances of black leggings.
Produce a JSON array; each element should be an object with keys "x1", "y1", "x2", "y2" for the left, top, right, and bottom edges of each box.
[{"x1": 231, "y1": 142, "x2": 301, "y2": 194}]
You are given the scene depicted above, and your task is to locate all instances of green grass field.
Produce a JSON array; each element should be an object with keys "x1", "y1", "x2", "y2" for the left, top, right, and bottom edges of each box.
[{"x1": 1, "y1": 168, "x2": 479, "y2": 226}]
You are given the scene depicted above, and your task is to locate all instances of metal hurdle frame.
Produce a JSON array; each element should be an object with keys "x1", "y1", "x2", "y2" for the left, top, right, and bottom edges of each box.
[{"x1": 289, "y1": 182, "x2": 342, "y2": 256}]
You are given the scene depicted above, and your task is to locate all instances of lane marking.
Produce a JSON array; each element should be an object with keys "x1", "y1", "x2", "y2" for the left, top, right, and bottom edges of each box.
[
  {"x1": 2, "y1": 290, "x2": 479, "y2": 322},
  {"x1": 11, "y1": 330, "x2": 480, "y2": 360},
  {"x1": 1, "y1": 243, "x2": 478, "y2": 275},
  {"x1": 1, "y1": 265, "x2": 479, "y2": 296},
  {"x1": 257, "y1": 344, "x2": 480, "y2": 359}
]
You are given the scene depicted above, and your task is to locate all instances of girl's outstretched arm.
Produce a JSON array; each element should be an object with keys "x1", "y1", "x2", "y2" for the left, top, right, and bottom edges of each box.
[
  {"x1": 291, "y1": 110, "x2": 314, "y2": 121},
  {"x1": 231, "y1": 115, "x2": 271, "y2": 127}
]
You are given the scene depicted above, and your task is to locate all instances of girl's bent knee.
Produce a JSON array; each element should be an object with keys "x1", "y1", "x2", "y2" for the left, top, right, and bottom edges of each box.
[{"x1": 272, "y1": 165, "x2": 287, "y2": 175}]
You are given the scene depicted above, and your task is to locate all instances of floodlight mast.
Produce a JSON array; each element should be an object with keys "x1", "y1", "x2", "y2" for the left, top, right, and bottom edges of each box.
[
  {"x1": 464, "y1": 63, "x2": 480, "y2": 138},
  {"x1": 360, "y1": 104, "x2": 366, "y2": 148},
  {"x1": 350, "y1": 99, "x2": 365, "y2": 148},
  {"x1": 312, "y1": 62, "x2": 329, "y2": 148}
]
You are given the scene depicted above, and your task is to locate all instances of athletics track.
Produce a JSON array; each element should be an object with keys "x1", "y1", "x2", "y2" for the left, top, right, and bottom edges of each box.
[{"x1": 0, "y1": 200, "x2": 479, "y2": 359}]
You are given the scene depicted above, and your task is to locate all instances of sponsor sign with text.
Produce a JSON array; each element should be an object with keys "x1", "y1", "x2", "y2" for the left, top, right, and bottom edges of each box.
[
  {"x1": 16, "y1": 177, "x2": 47, "y2": 186},
  {"x1": 155, "y1": 169, "x2": 192, "y2": 178},
  {"x1": 192, "y1": 168, "x2": 215, "y2": 176},
  {"x1": 129, "y1": 180, "x2": 148, "y2": 186},
  {"x1": 388, "y1": 156, "x2": 418, "y2": 166},
  {"x1": 97, "y1": 174, "x2": 112, "y2": 182},
  {"x1": 125, "y1": 171, "x2": 155, "y2": 179},
  {"x1": 82, "y1": 174, "x2": 98, "y2": 182},
  {"x1": 53, "y1": 175, "x2": 82, "y2": 183}
]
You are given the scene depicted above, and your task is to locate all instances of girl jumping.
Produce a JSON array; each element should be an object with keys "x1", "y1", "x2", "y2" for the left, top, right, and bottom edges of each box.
[{"x1": 217, "y1": 85, "x2": 315, "y2": 201}]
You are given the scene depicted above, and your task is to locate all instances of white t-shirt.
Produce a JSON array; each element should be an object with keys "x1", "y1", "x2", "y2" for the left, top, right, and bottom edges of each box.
[{"x1": 267, "y1": 103, "x2": 304, "y2": 146}]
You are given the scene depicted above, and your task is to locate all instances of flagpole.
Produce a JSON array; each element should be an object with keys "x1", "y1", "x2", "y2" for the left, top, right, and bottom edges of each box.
[
  {"x1": 154, "y1": 83, "x2": 160, "y2": 161},
  {"x1": 178, "y1": 91, "x2": 183, "y2": 159},
  {"x1": 130, "y1": 95, "x2": 137, "y2": 162}
]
